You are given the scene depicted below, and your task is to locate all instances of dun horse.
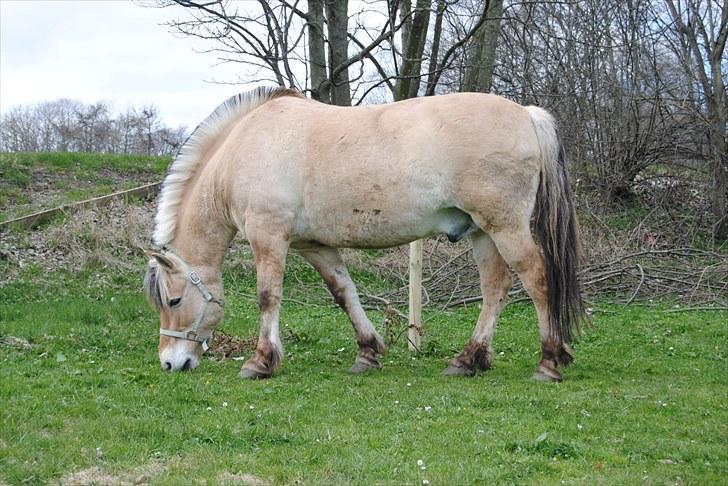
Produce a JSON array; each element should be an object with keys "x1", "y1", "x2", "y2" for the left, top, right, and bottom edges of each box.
[{"x1": 144, "y1": 86, "x2": 584, "y2": 381}]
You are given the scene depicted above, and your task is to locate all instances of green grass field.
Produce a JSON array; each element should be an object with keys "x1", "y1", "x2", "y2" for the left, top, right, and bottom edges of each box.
[
  {"x1": 0, "y1": 152, "x2": 169, "y2": 221},
  {"x1": 1, "y1": 256, "x2": 726, "y2": 485}
]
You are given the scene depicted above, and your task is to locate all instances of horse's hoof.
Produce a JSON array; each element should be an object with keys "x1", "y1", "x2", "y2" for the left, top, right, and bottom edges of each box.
[
  {"x1": 239, "y1": 365, "x2": 272, "y2": 380},
  {"x1": 532, "y1": 364, "x2": 562, "y2": 382},
  {"x1": 348, "y1": 358, "x2": 381, "y2": 374},
  {"x1": 443, "y1": 364, "x2": 475, "y2": 377}
]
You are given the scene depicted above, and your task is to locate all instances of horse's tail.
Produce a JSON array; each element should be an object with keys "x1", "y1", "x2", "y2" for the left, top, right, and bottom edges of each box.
[{"x1": 526, "y1": 106, "x2": 585, "y2": 345}]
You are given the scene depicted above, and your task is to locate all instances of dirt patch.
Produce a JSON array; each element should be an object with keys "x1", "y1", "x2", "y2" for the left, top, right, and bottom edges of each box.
[
  {"x1": 0, "y1": 336, "x2": 33, "y2": 349},
  {"x1": 209, "y1": 330, "x2": 257, "y2": 359},
  {"x1": 59, "y1": 461, "x2": 268, "y2": 486},
  {"x1": 217, "y1": 472, "x2": 270, "y2": 485},
  {"x1": 60, "y1": 460, "x2": 166, "y2": 486}
]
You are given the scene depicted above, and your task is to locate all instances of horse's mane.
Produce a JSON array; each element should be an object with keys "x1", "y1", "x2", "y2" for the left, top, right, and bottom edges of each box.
[{"x1": 152, "y1": 86, "x2": 302, "y2": 247}]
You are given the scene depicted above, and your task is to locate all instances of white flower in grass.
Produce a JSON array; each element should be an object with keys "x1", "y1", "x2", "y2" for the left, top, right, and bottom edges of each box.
[
  {"x1": 424, "y1": 406, "x2": 432, "y2": 413},
  {"x1": 422, "y1": 481, "x2": 430, "y2": 485},
  {"x1": 417, "y1": 459, "x2": 424, "y2": 467}
]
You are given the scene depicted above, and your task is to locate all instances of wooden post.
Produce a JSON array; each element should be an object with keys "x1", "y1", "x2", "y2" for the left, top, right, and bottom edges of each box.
[{"x1": 408, "y1": 239, "x2": 423, "y2": 351}]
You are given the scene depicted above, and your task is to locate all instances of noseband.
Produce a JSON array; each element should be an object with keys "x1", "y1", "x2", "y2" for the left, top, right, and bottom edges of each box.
[{"x1": 158, "y1": 251, "x2": 224, "y2": 352}]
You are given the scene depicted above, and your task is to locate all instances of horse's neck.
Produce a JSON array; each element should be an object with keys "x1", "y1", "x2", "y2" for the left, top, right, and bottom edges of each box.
[{"x1": 171, "y1": 181, "x2": 234, "y2": 270}]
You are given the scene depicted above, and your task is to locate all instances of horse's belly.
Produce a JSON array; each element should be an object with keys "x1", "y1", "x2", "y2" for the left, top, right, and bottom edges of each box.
[{"x1": 291, "y1": 207, "x2": 475, "y2": 249}]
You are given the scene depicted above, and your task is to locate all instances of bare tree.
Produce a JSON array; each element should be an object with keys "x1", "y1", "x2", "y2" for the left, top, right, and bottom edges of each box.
[
  {"x1": 394, "y1": 0, "x2": 430, "y2": 100},
  {"x1": 325, "y1": 0, "x2": 352, "y2": 105},
  {"x1": 664, "y1": 0, "x2": 727, "y2": 239},
  {"x1": 462, "y1": 0, "x2": 502, "y2": 93},
  {"x1": 307, "y1": 0, "x2": 328, "y2": 102},
  {"x1": 0, "y1": 99, "x2": 187, "y2": 156}
]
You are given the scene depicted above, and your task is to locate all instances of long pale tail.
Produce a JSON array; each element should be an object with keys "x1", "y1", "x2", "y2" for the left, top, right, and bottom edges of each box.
[{"x1": 526, "y1": 106, "x2": 585, "y2": 345}]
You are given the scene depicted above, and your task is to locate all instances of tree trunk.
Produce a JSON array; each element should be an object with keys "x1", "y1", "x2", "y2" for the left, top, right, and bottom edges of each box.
[
  {"x1": 325, "y1": 0, "x2": 351, "y2": 106},
  {"x1": 462, "y1": 0, "x2": 503, "y2": 93},
  {"x1": 709, "y1": 61, "x2": 727, "y2": 239},
  {"x1": 665, "y1": 0, "x2": 728, "y2": 239},
  {"x1": 307, "y1": 0, "x2": 329, "y2": 103},
  {"x1": 425, "y1": 0, "x2": 446, "y2": 96},
  {"x1": 399, "y1": 0, "x2": 413, "y2": 57},
  {"x1": 394, "y1": 0, "x2": 431, "y2": 101}
]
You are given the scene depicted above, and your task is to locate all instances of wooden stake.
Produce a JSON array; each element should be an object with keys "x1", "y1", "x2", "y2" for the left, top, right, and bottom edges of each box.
[{"x1": 408, "y1": 239, "x2": 423, "y2": 351}]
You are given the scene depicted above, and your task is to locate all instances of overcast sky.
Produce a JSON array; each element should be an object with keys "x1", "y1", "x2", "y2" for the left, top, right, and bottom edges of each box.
[{"x1": 0, "y1": 0, "x2": 260, "y2": 129}]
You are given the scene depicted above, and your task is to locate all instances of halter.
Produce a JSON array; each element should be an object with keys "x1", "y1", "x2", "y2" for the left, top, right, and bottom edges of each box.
[{"x1": 158, "y1": 251, "x2": 224, "y2": 352}]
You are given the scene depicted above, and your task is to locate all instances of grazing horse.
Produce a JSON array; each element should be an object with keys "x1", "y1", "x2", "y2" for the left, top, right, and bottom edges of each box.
[{"x1": 144, "y1": 86, "x2": 584, "y2": 381}]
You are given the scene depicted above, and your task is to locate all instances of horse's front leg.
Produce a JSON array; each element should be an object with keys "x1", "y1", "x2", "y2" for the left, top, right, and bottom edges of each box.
[
  {"x1": 240, "y1": 225, "x2": 289, "y2": 379},
  {"x1": 300, "y1": 246, "x2": 386, "y2": 373}
]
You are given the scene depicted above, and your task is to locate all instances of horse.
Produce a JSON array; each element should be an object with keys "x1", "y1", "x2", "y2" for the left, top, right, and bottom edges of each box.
[{"x1": 144, "y1": 86, "x2": 584, "y2": 382}]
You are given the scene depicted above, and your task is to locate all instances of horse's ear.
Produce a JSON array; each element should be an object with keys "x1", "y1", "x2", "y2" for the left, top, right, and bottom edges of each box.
[{"x1": 145, "y1": 250, "x2": 174, "y2": 269}]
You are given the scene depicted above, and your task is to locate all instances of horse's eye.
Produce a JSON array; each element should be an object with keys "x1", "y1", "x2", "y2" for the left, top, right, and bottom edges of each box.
[{"x1": 168, "y1": 297, "x2": 182, "y2": 308}]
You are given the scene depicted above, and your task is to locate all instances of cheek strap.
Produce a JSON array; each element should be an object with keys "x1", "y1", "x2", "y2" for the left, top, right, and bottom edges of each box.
[{"x1": 159, "y1": 266, "x2": 224, "y2": 352}]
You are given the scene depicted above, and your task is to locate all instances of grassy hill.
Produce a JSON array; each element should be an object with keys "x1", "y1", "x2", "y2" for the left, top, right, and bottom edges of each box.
[{"x1": 0, "y1": 152, "x2": 170, "y2": 222}]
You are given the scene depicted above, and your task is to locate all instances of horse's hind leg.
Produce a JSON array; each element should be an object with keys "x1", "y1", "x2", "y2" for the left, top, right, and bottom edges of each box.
[
  {"x1": 445, "y1": 231, "x2": 512, "y2": 376},
  {"x1": 300, "y1": 247, "x2": 386, "y2": 373},
  {"x1": 488, "y1": 227, "x2": 573, "y2": 382}
]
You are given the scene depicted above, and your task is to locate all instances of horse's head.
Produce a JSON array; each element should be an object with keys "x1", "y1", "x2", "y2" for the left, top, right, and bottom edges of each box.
[{"x1": 144, "y1": 251, "x2": 224, "y2": 372}]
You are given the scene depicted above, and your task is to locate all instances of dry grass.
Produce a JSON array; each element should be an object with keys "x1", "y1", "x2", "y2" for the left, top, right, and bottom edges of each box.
[{"x1": 60, "y1": 460, "x2": 166, "y2": 486}]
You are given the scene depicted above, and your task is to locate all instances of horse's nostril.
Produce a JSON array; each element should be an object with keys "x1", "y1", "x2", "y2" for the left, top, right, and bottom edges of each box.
[
  {"x1": 182, "y1": 358, "x2": 192, "y2": 371},
  {"x1": 163, "y1": 361, "x2": 172, "y2": 371}
]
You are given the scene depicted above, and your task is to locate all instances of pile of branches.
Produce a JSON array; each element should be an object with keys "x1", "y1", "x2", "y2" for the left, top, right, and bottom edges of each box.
[
  {"x1": 353, "y1": 177, "x2": 727, "y2": 315},
  {"x1": 357, "y1": 243, "x2": 727, "y2": 313}
]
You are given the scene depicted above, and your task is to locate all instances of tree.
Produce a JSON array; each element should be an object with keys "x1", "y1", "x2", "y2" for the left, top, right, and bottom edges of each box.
[
  {"x1": 664, "y1": 0, "x2": 727, "y2": 239},
  {"x1": 0, "y1": 99, "x2": 187, "y2": 156},
  {"x1": 324, "y1": 0, "x2": 352, "y2": 105},
  {"x1": 462, "y1": 0, "x2": 503, "y2": 93},
  {"x1": 394, "y1": 0, "x2": 430, "y2": 100}
]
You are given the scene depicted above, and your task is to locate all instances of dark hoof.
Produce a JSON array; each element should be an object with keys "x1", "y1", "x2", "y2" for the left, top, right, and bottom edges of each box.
[
  {"x1": 443, "y1": 363, "x2": 475, "y2": 377},
  {"x1": 348, "y1": 357, "x2": 382, "y2": 374},
  {"x1": 532, "y1": 364, "x2": 562, "y2": 382},
  {"x1": 239, "y1": 364, "x2": 272, "y2": 380}
]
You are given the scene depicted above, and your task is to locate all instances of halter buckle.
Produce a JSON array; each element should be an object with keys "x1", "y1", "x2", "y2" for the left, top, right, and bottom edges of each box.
[{"x1": 189, "y1": 271, "x2": 202, "y2": 285}]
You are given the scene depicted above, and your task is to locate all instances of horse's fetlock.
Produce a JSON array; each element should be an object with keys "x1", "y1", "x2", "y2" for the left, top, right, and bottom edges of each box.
[
  {"x1": 462, "y1": 340, "x2": 492, "y2": 371},
  {"x1": 541, "y1": 340, "x2": 573, "y2": 368},
  {"x1": 358, "y1": 333, "x2": 386, "y2": 356}
]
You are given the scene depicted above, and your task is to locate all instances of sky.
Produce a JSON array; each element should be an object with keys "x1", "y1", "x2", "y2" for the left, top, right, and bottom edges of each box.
[{"x1": 0, "y1": 0, "x2": 261, "y2": 129}]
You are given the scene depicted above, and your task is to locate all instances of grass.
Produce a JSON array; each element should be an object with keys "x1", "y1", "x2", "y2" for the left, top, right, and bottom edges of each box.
[
  {"x1": 0, "y1": 152, "x2": 170, "y2": 221},
  {"x1": 1, "y1": 260, "x2": 726, "y2": 485}
]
